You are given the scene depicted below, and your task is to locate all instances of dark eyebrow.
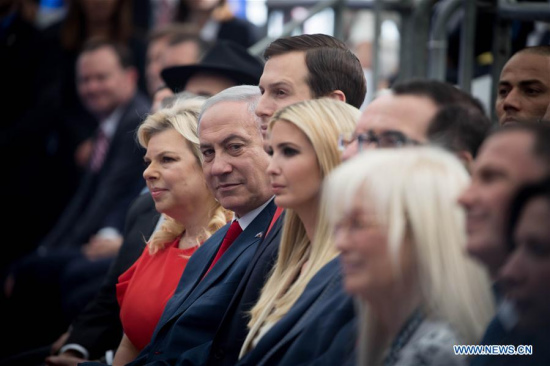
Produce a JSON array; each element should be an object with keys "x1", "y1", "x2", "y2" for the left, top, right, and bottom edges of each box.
[
  {"x1": 200, "y1": 134, "x2": 248, "y2": 150},
  {"x1": 518, "y1": 80, "x2": 547, "y2": 88},
  {"x1": 267, "y1": 81, "x2": 292, "y2": 90},
  {"x1": 276, "y1": 141, "x2": 300, "y2": 150}
]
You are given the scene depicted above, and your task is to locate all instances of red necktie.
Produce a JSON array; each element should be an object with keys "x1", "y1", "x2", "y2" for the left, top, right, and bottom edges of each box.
[
  {"x1": 204, "y1": 220, "x2": 243, "y2": 277},
  {"x1": 90, "y1": 129, "x2": 109, "y2": 172}
]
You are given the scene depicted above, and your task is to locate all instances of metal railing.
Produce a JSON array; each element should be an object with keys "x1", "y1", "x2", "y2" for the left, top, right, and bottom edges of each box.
[{"x1": 248, "y1": 0, "x2": 550, "y2": 117}]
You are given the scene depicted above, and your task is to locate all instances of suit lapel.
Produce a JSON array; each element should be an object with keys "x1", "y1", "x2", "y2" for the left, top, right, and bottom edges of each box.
[
  {"x1": 164, "y1": 200, "x2": 277, "y2": 326},
  {"x1": 159, "y1": 225, "x2": 229, "y2": 322}
]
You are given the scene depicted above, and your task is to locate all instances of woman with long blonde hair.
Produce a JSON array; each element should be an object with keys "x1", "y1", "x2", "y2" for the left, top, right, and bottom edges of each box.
[
  {"x1": 325, "y1": 147, "x2": 495, "y2": 366},
  {"x1": 112, "y1": 97, "x2": 231, "y2": 365},
  {"x1": 238, "y1": 98, "x2": 359, "y2": 362}
]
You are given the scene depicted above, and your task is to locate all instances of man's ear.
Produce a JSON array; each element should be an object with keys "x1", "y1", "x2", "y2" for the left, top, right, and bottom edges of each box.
[
  {"x1": 326, "y1": 90, "x2": 346, "y2": 103},
  {"x1": 456, "y1": 150, "x2": 474, "y2": 174}
]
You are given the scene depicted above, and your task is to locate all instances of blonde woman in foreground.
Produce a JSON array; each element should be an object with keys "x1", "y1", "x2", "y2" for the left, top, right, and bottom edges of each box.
[
  {"x1": 112, "y1": 98, "x2": 231, "y2": 365},
  {"x1": 237, "y1": 98, "x2": 359, "y2": 365},
  {"x1": 325, "y1": 147, "x2": 495, "y2": 366}
]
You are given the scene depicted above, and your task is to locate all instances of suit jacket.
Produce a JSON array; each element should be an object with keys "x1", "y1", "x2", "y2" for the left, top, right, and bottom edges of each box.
[
  {"x1": 128, "y1": 200, "x2": 278, "y2": 366},
  {"x1": 237, "y1": 256, "x2": 357, "y2": 366},
  {"x1": 64, "y1": 193, "x2": 159, "y2": 359},
  {"x1": 204, "y1": 212, "x2": 284, "y2": 366},
  {"x1": 40, "y1": 92, "x2": 150, "y2": 250}
]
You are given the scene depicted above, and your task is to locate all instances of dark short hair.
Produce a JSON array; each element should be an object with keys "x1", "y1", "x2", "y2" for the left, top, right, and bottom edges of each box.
[
  {"x1": 507, "y1": 177, "x2": 550, "y2": 251},
  {"x1": 428, "y1": 103, "x2": 492, "y2": 157},
  {"x1": 264, "y1": 34, "x2": 366, "y2": 109},
  {"x1": 80, "y1": 38, "x2": 134, "y2": 69},
  {"x1": 392, "y1": 79, "x2": 485, "y2": 113}
]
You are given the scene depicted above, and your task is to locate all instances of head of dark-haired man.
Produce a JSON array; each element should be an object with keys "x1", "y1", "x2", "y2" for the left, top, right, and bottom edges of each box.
[
  {"x1": 255, "y1": 34, "x2": 366, "y2": 136},
  {"x1": 459, "y1": 124, "x2": 550, "y2": 278},
  {"x1": 496, "y1": 45, "x2": 550, "y2": 126}
]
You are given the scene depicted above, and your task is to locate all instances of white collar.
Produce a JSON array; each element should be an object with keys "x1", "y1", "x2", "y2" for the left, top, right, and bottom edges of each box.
[
  {"x1": 99, "y1": 107, "x2": 124, "y2": 139},
  {"x1": 234, "y1": 196, "x2": 275, "y2": 231}
]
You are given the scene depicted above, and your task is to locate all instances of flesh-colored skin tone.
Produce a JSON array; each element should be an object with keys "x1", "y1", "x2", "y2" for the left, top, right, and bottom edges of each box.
[
  {"x1": 496, "y1": 52, "x2": 550, "y2": 126},
  {"x1": 199, "y1": 101, "x2": 272, "y2": 218},
  {"x1": 143, "y1": 129, "x2": 214, "y2": 236},
  {"x1": 334, "y1": 190, "x2": 420, "y2": 347},
  {"x1": 500, "y1": 197, "x2": 550, "y2": 331},
  {"x1": 256, "y1": 52, "x2": 313, "y2": 135},
  {"x1": 162, "y1": 40, "x2": 200, "y2": 69},
  {"x1": 77, "y1": 46, "x2": 136, "y2": 119},
  {"x1": 267, "y1": 121, "x2": 321, "y2": 239},
  {"x1": 146, "y1": 36, "x2": 170, "y2": 97},
  {"x1": 342, "y1": 94, "x2": 437, "y2": 161},
  {"x1": 185, "y1": 73, "x2": 236, "y2": 97},
  {"x1": 458, "y1": 131, "x2": 547, "y2": 278}
]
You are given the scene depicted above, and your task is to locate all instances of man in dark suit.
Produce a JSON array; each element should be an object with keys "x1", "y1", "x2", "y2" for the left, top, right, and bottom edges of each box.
[
  {"x1": 3, "y1": 39, "x2": 150, "y2": 356},
  {"x1": 122, "y1": 85, "x2": 277, "y2": 366}
]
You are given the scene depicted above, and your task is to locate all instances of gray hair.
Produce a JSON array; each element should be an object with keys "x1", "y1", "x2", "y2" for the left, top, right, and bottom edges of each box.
[{"x1": 198, "y1": 85, "x2": 261, "y2": 131}]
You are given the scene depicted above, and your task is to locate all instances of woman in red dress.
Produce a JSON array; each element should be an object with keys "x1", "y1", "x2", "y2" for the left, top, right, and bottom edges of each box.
[{"x1": 112, "y1": 97, "x2": 231, "y2": 365}]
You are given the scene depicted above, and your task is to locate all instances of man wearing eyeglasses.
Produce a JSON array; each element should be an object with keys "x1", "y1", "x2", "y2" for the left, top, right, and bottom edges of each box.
[{"x1": 342, "y1": 79, "x2": 487, "y2": 161}]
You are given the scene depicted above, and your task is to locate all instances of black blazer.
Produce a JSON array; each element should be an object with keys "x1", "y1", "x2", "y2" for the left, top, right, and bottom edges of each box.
[
  {"x1": 205, "y1": 211, "x2": 284, "y2": 366},
  {"x1": 40, "y1": 92, "x2": 150, "y2": 250},
  {"x1": 127, "y1": 200, "x2": 278, "y2": 366},
  {"x1": 237, "y1": 257, "x2": 357, "y2": 366},
  {"x1": 63, "y1": 193, "x2": 159, "y2": 359}
]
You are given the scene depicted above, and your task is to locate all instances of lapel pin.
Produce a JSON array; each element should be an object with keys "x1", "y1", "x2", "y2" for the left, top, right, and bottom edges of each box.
[{"x1": 255, "y1": 232, "x2": 263, "y2": 238}]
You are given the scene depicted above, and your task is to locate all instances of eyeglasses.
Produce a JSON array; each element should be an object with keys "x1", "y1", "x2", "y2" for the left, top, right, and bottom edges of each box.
[{"x1": 338, "y1": 130, "x2": 421, "y2": 152}]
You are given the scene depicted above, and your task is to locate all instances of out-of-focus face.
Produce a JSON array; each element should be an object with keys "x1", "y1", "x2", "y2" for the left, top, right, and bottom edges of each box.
[
  {"x1": 185, "y1": 73, "x2": 235, "y2": 97},
  {"x1": 266, "y1": 121, "x2": 321, "y2": 212},
  {"x1": 151, "y1": 86, "x2": 174, "y2": 113},
  {"x1": 162, "y1": 40, "x2": 200, "y2": 69},
  {"x1": 256, "y1": 51, "x2": 313, "y2": 137},
  {"x1": 80, "y1": 0, "x2": 118, "y2": 23},
  {"x1": 143, "y1": 129, "x2": 208, "y2": 222},
  {"x1": 77, "y1": 46, "x2": 134, "y2": 118},
  {"x1": 146, "y1": 36, "x2": 170, "y2": 97},
  {"x1": 334, "y1": 191, "x2": 414, "y2": 301},
  {"x1": 496, "y1": 52, "x2": 550, "y2": 126},
  {"x1": 500, "y1": 196, "x2": 550, "y2": 330},
  {"x1": 199, "y1": 101, "x2": 272, "y2": 217},
  {"x1": 341, "y1": 94, "x2": 437, "y2": 161},
  {"x1": 458, "y1": 131, "x2": 546, "y2": 277}
]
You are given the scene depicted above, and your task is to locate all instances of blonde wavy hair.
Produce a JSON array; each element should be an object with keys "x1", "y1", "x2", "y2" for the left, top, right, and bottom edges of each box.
[
  {"x1": 137, "y1": 97, "x2": 231, "y2": 255},
  {"x1": 324, "y1": 147, "x2": 495, "y2": 365},
  {"x1": 246, "y1": 99, "x2": 359, "y2": 338}
]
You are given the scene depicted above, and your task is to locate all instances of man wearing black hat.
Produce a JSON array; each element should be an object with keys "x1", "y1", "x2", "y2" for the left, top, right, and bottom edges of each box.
[{"x1": 159, "y1": 40, "x2": 264, "y2": 99}]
